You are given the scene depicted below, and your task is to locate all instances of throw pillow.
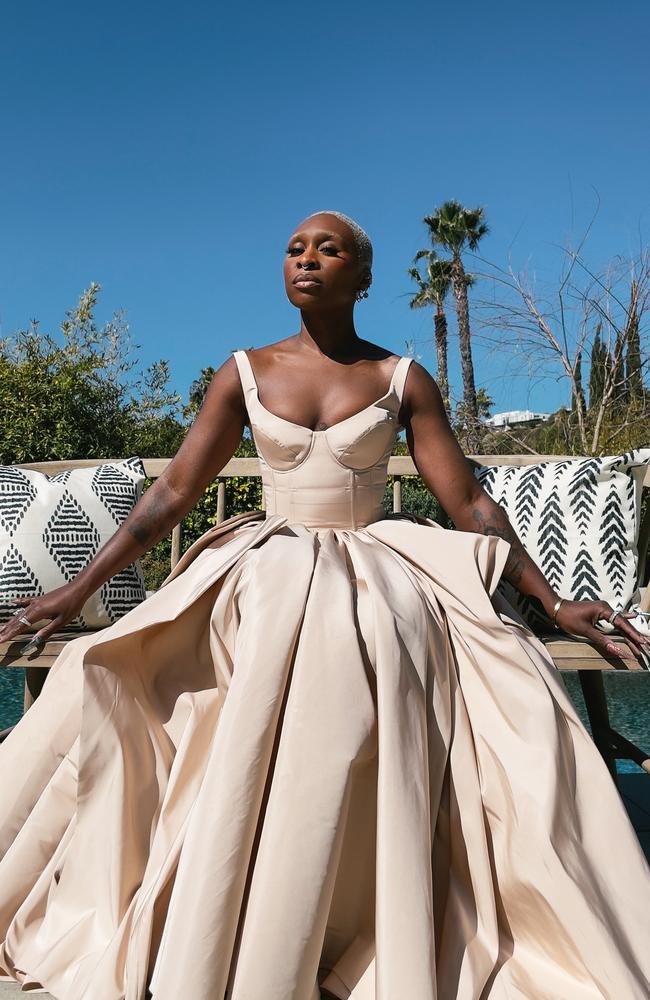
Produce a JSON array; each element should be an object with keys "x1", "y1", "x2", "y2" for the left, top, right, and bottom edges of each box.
[
  {"x1": 0, "y1": 457, "x2": 147, "y2": 631},
  {"x1": 473, "y1": 449, "x2": 650, "y2": 631}
]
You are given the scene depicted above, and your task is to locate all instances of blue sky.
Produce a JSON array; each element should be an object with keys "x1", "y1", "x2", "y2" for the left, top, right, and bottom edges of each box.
[{"x1": 1, "y1": 1, "x2": 648, "y2": 415}]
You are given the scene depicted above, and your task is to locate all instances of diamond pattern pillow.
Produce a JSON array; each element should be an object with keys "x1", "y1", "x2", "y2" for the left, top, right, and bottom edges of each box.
[
  {"x1": 473, "y1": 450, "x2": 650, "y2": 631},
  {"x1": 0, "y1": 457, "x2": 147, "y2": 631}
]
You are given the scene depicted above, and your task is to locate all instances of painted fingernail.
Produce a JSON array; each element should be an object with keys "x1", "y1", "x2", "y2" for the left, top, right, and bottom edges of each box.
[
  {"x1": 607, "y1": 644, "x2": 631, "y2": 658},
  {"x1": 20, "y1": 639, "x2": 41, "y2": 656}
]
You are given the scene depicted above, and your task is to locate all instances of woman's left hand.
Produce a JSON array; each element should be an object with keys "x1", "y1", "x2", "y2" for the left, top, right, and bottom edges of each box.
[{"x1": 555, "y1": 599, "x2": 650, "y2": 662}]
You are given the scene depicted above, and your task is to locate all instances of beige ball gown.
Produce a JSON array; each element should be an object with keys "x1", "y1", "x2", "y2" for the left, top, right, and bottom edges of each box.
[{"x1": 1, "y1": 351, "x2": 649, "y2": 1000}]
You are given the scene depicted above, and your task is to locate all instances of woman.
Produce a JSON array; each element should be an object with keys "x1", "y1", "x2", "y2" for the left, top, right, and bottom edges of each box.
[{"x1": 0, "y1": 210, "x2": 649, "y2": 1000}]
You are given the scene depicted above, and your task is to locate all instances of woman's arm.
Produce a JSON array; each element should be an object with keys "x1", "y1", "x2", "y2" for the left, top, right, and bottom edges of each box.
[
  {"x1": 401, "y1": 362, "x2": 648, "y2": 658},
  {"x1": 0, "y1": 356, "x2": 247, "y2": 646},
  {"x1": 73, "y1": 356, "x2": 246, "y2": 597}
]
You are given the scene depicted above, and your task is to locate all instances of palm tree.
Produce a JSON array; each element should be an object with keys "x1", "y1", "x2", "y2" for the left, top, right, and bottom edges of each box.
[
  {"x1": 423, "y1": 200, "x2": 489, "y2": 449},
  {"x1": 408, "y1": 251, "x2": 453, "y2": 414}
]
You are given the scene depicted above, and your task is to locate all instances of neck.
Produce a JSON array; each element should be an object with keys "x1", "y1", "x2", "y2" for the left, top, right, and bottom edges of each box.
[{"x1": 296, "y1": 307, "x2": 361, "y2": 360}]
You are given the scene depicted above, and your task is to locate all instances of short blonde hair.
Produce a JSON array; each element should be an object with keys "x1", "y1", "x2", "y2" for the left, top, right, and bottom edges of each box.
[{"x1": 305, "y1": 210, "x2": 373, "y2": 270}]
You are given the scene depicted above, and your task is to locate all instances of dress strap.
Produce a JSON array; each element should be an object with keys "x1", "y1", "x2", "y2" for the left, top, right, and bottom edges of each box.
[
  {"x1": 390, "y1": 356, "x2": 413, "y2": 404},
  {"x1": 232, "y1": 350, "x2": 259, "y2": 399}
]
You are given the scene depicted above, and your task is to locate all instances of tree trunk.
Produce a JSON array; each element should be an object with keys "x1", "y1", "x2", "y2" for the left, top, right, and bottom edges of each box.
[
  {"x1": 434, "y1": 308, "x2": 450, "y2": 415},
  {"x1": 451, "y1": 257, "x2": 480, "y2": 449}
]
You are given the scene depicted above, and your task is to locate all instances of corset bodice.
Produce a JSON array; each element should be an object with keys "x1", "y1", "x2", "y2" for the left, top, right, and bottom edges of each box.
[{"x1": 233, "y1": 350, "x2": 413, "y2": 529}]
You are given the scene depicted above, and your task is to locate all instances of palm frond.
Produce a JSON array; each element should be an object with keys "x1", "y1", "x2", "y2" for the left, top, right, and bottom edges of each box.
[
  {"x1": 413, "y1": 248, "x2": 437, "y2": 264},
  {"x1": 422, "y1": 200, "x2": 489, "y2": 257}
]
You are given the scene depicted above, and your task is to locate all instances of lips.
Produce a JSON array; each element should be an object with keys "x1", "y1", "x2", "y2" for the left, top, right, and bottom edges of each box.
[{"x1": 293, "y1": 274, "x2": 322, "y2": 285}]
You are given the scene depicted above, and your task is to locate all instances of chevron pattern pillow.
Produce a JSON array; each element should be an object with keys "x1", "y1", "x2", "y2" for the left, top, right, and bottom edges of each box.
[
  {"x1": 0, "y1": 457, "x2": 147, "y2": 631},
  {"x1": 474, "y1": 450, "x2": 650, "y2": 631}
]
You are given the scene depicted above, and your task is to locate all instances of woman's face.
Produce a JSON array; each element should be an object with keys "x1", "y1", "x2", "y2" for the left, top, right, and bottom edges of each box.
[{"x1": 283, "y1": 213, "x2": 369, "y2": 309}]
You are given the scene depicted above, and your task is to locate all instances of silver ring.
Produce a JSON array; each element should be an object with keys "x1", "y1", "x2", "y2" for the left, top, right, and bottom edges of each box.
[
  {"x1": 12, "y1": 608, "x2": 31, "y2": 626},
  {"x1": 607, "y1": 608, "x2": 620, "y2": 624}
]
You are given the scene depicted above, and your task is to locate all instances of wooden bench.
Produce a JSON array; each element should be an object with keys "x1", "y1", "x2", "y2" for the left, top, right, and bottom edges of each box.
[{"x1": 2, "y1": 455, "x2": 649, "y2": 779}]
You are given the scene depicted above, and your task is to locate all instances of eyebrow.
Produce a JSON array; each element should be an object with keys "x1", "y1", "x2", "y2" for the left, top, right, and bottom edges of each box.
[{"x1": 289, "y1": 230, "x2": 344, "y2": 242}]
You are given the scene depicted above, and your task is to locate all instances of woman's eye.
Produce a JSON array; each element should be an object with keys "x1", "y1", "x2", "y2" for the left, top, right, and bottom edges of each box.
[{"x1": 285, "y1": 244, "x2": 338, "y2": 256}]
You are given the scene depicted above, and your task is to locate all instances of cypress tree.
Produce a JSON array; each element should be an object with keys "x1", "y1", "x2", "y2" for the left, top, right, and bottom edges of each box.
[
  {"x1": 611, "y1": 330, "x2": 627, "y2": 408},
  {"x1": 588, "y1": 325, "x2": 607, "y2": 409},
  {"x1": 572, "y1": 350, "x2": 586, "y2": 415},
  {"x1": 625, "y1": 281, "x2": 643, "y2": 400}
]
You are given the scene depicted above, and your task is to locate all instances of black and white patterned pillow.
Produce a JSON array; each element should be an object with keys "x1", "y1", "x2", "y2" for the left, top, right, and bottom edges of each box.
[
  {"x1": 473, "y1": 450, "x2": 650, "y2": 631},
  {"x1": 0, "y1": 457, "x2": 147, "y2": 631}
]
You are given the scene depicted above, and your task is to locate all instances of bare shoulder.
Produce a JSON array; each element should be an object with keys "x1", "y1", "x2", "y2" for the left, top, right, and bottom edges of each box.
[
  {"x1": 402, "y1": 360, "x2": 446, "y2": 418},
  {"x1": 348, "y1": 339, "x2": 401, "y2": 375},
  {"x1": 200, "y1": 353, "x2": 247, "y2": 413},
  {"x1": 210, "y1": 352, "x2": 242, "y2": 387},
  {"x1": 240, "y1": 337, "x2": 296, "y2": 375}
]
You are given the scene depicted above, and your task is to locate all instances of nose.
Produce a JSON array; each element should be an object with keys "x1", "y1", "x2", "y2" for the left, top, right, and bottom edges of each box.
[{"x1": 298, "y1": 252, "x2": 317, "y2": 269}]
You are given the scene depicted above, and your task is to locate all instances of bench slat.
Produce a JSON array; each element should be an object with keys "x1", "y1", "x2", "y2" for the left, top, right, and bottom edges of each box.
[
  {"x1": 540, "y1": 636, "x2": 645, "y2": 671},
  {"x1": 0, "y1": 631, "x2": 102, "y2": 668}
]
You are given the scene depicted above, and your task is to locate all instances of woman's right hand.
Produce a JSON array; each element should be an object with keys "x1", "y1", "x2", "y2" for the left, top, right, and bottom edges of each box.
[{"x1": 0, "y1": 582, "x2": 89, "y2": 654}]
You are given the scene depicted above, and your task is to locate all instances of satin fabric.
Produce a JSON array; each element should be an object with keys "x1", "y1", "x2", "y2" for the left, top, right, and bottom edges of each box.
[{"x1": 1, "y1": 352, "x2": 649, "y2": 1000}]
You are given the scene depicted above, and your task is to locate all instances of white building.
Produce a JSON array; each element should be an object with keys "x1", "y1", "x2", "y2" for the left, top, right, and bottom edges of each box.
[{"x1": 484, "y1": 410, "x2": 552, "y2": 429}]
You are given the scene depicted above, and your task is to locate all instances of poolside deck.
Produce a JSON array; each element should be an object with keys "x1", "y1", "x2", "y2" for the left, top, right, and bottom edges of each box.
[{"x1": 0, "y1": 773, "x2": 648, "y2": 998}]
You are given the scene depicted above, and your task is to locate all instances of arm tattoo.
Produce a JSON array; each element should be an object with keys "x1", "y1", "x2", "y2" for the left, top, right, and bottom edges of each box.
[
  {"x1": 470, "y1": 506, "x2": 525, "y2": 585},
  {"x1": 127, "y1": 489, "x2": 173, "y2": 549}
]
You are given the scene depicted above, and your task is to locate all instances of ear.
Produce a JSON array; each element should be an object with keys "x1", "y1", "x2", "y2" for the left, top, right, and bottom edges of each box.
[{"x1": 359, "y1": 267, "x2": 372, "y2": 292}]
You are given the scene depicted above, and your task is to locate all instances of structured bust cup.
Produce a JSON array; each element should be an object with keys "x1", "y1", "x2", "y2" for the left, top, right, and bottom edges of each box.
[
  {"x1": 232, "y1": 349, "x2": 411, "y2": 527},
  {"x1": 250, "y1": 404, "x2": 398, "y2": 474}
]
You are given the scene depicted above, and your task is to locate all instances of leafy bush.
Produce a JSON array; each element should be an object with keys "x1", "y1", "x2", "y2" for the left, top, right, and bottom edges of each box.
[{"x1": 0, "y1": 283, "x2": 185, "y2": 463}]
